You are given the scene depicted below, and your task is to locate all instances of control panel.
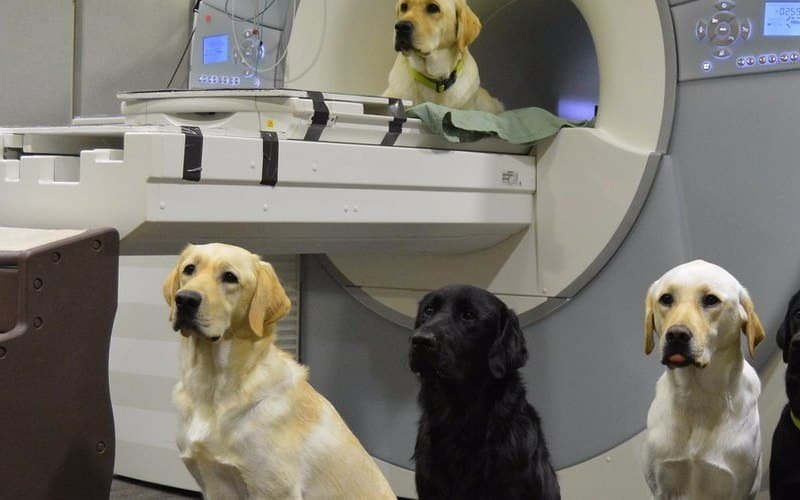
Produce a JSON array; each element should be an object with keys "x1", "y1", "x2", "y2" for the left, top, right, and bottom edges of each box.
[
  {"x1": 189, "y1": 0, "x2": 297, "y2": 89},
  {"x1": 673, "y1": 0, "x2": 800, "y2": 80}
]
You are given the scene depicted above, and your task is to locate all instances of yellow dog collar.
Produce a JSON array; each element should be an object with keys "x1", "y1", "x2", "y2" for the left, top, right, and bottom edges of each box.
[
  {"x1": 410, "y1": 58, "x2": 465, "y2": 93},
  {"x1": 792, "y1": 410, "x2": 800, "y2": 432}
]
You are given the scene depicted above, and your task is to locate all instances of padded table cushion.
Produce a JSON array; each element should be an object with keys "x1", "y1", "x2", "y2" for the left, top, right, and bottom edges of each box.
[{"x1": 0, "y1": 227, "x2": 118, "y2": 500}]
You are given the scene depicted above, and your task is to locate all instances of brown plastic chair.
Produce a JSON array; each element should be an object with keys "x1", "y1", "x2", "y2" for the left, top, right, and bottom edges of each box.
[{"x1": 0, "y1": 228, "x2": 118, "y2": 500}]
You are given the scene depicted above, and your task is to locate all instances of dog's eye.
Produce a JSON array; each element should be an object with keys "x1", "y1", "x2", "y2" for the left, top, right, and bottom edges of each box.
[
  {"x1": 182, "y1": 264, "x2": 195, "y2": 276},
  {"x1": 460, "y1": 310, "x2": 476, "y2": 321},
  {"x1": 422, "y1": 305, "x2": 435, "y2": 316},
  {"x1": 701, "y1": 294, "x2": 721, "y2": 307},
  {"x1": 426, "y1": 3, "x2": 440, "y2": 14},
  {"x1": 793, "y1": 309, "x2": 800, "y2": 321},
  {"x1": 658, "y1": 293, "x2": 674, "y2": 307},
  {"x1": 221, "y1": 272, "x2": 239, "y2": 284},
  {"x1": 400, "y1": 2, "x2": 408, "y2": 12}
]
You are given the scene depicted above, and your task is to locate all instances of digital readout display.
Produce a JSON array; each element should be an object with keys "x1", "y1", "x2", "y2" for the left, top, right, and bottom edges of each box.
[
  {"x1": 203, "y1": 34, "x2": 229, "y2": 64},
  {"x1": 764, "y1": 2, "x2": 800, "y2": 36}
]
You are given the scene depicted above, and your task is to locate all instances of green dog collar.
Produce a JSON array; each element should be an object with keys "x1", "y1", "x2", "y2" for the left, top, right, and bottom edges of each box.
[{"x1": 410, "y1": 58, "x2": 465, "y2": 93}]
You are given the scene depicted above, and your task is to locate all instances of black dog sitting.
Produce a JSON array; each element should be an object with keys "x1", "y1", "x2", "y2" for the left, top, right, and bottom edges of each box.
[
  {"x1": 409, "y1": 285, "x2": 560, "y2": 500},
  {"x1": 771, "y1": 289, "x2": 800, "y2": 499}
]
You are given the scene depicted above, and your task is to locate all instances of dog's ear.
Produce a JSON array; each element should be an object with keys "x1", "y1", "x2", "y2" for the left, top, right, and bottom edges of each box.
[
  {"x1": 644, "y1": 283, "x2": 657, "y2": 355},
  {"x1": 739, "y1": 288, "x2": 765, "y2": 358},
  {"x1": 488, "y1": 306, "x2": 528, "y2": 379},
  {"x1": 777, "y1": 320, "x2": 789, "y2": 363},
  {"x1": 249, "y1": 261, "x2": 292, "y2": 337},
  {"x1": 778, "y1": 290, "x2": 800, "y2": 363},
  {"x1": 456, "y1": 0, "x2": 481, "y2": 51},
  {"x1": 162, "y1": 245, "x2": 192, "y2": 321}
]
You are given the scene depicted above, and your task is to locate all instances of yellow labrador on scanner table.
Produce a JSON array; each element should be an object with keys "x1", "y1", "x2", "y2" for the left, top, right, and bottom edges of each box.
[
  {"x1": 643, "y1": 260, "x2": 765, "y2": 500},
  {"x1": 163, "y1": 243, "x2": 395, "y2": 500},
  {"x1": 384, "y1": 0, "x2": 504, "y2": 113}
]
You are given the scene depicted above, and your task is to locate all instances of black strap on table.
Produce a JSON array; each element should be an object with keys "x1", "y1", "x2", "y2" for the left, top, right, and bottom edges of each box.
[
  {"x1": 181, "y1": 126, "x2": 203, "y2": 182},
  {"x1": 260, "y1": 131, "x2": 279, "y2": 186},
  {"x1": 303, "y1": 91, "x2": 330, "y2": 142},
  {"x1": 381, "y1": 98, "x2": 407, "y2": 146}
]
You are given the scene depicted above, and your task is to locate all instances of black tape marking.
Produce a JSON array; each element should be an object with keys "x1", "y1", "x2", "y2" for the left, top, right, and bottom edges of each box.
[
  {"x1": 303, "y1": 91, "x2": 330, "y2": 142},
  {"x1": 381, "y1": 98, "x2": 407, "y2": 146},
  {"x1": 261, "y1": 131, "x2": 279, "y2": 186},
  {"x1": 181, "y1": 126, "x2": 203, "y2": 182}
]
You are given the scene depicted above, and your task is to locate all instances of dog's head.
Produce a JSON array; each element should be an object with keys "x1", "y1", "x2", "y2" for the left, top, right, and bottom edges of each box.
[
  {"x1": 162, "y1": 243, "x2": 291, "y2": 342},
  {"x1": 409, "y1": 285, "x2": 527, "y2": 382},
  {"x1": 644, "y1": 259, "x2": 764, "y2": 368},
  {"x1": 393, "y1": 0, "x2": 481, "y2": 55},
  {"x1": 777, "y1": 288, "x2": 800, "y2": 363}
]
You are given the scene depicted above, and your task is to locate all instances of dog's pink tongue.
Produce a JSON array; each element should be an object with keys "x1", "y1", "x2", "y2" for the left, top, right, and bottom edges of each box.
[{"x1": 668, "y1": 353, "x2": 687, "y2": 364}]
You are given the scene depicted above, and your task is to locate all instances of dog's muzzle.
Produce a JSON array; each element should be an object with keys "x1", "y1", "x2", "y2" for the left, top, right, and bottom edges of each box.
[
  {"x1": 409, "y1": 329, "x2": 438, "y2": 373},
  {"x1": 394, "y1": 21, "x2": 414, "y2": 52},
  {"x1": 661, "y1": 325, "x2": 696, "y2": 368},
  {"x1": 173, "y1": 290, "x2": 206, "y2": 338}
]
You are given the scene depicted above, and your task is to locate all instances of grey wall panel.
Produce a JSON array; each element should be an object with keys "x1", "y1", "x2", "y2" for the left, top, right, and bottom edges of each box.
[
  {"x1": 74, "y1": 0, "x2": 194, "y2": 117},
  {"x1": 302, "y1": 156, "x2": 695, "y2": 469},
  {"x1": 0, "y1": 0, "x2": 74, "y2": 126},
  {"x1": 300, "y1": 258, "x2": 419, "y2": 469}
]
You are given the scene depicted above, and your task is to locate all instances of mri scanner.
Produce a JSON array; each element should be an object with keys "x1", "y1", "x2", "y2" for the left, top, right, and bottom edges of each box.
[{"x1": 1, "y1": 0, "x2": 798, "y2": 497}]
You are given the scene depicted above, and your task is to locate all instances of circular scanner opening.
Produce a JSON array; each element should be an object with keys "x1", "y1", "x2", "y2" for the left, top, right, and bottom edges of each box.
[{"x1": 470, "y1": 0, "x2": 599, "y2": 121}]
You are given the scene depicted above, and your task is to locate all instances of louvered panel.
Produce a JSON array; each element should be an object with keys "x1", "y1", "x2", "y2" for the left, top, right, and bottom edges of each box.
[{"x1": 268, "y1": 255, "x2": 301, "y2": 360}]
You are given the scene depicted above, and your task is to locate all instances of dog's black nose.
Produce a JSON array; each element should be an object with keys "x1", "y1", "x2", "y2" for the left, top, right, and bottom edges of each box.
[
  {"x1": 395, "y1": 21, "x2": 414, "y2": 35},
  {"x1": 665, "y1": 325, "x2": 692, "y2": 344},
  {"x1": 412, "y1": 330, "x2": 436, "y2": 348},
  {"x1": 175, "y1": 290, "x2": 202, "y2": 311}
]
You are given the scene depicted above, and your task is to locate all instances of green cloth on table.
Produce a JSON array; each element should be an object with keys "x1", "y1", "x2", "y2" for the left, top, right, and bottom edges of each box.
[{"x1": 407, "y1": 102, "x2": 590, "y2": 145}]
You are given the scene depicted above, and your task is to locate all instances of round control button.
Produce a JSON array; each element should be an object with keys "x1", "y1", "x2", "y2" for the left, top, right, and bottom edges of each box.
[
  {"x1": 758, "y1": 55, "x2": 768, "y2": 64},
  {"x1": 715, "y1": 0, "x2": 735, "y2": 10},
  {"x1": 740, "y1": 19, "x2": 752, "y2": 39},
  {"x1": 781, "y1": 53, "x2": 790, "y2": 63},
  {"x1": 736, "y1": 57, "x2": 746, "y2": 67},
  {"x1": 713, "y1": 47, "x2": 732, "y2": 59},
  {"x1": 792, "y1": 52, "x2": 800, "y2": 62},
  {"x1": 746, "y1": 56, "x2": 755, "y2": 65},
  {"x1": 768, "y1": 54, "x2": 778, "y2": 64},
  {"x1": 701, "y1": 61, "x2": 713, "y2": 72},
  {"x1": 696, "y1": 20, "x2": 708, "y2": 40}
]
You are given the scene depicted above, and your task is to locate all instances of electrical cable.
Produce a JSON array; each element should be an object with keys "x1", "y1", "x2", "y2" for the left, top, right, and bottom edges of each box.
[
  {"x1": 166, "y1": 0, "x2": 201, "y2": 88},
  {"x1": 229, "y1": 0, "x2": 296, "y2": 74},
  {"x1": 483, "y1": 0, "x2": 520, "y2": 27},
  {"x1": 283, "y1": 0, "x2": 326, "y2": 84},
  {"x1": 207, "y1": 0, "x2": 283, "y2": 30}
]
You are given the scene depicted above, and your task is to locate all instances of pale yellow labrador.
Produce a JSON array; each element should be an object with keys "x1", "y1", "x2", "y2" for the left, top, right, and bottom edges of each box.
[
  {"x1": 642, "y1": 260, "x2": 765, "y2": 500},
  {"x1": 383, "y1": 0, "x2": 504, "y2": 113},
  {"x1": 162, "y1": 243, "x2": 395, "y2": 500}
]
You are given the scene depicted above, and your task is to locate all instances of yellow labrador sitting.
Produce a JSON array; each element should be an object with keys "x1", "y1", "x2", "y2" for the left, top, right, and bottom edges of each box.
[
  {"x1": 163, "y1": 243, "x2": 395, "y2": 500},
  {"x1": 642, "y1": 260, "x2": 765, "y2": 500},
  {"x1": 383, "y1": 0, "x2": 504, "y2": 113}
]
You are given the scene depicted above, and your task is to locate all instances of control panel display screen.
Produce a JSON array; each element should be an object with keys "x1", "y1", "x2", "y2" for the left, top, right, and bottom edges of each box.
[
  {"x1": 203, "y1": 34, "x2": 229, "y2": 64},
  {"x1": 764, "y1": 2, "x2": 800, "y2": 36}
]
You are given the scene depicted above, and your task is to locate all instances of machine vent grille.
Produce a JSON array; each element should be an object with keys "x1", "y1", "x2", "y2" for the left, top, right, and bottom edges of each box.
[{"x1": 270, "y1": 255, "x2": 300, "y2": 359}]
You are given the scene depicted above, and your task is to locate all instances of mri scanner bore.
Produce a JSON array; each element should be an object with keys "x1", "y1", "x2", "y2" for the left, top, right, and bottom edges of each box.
[{"x1": 4, "y1": 0, "x2": 800, "y2": 498}]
